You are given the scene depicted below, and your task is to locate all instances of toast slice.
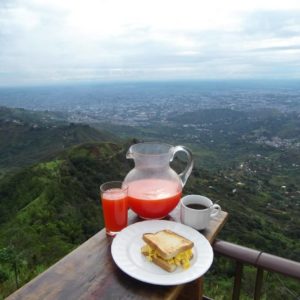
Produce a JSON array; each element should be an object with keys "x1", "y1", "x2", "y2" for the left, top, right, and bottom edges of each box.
[{"x1": 142, "y1": 229, "x2": 194, "y2": 260}]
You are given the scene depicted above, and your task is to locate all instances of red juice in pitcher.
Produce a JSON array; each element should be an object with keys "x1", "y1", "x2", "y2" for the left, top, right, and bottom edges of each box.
[
  {"x1": 124, "y1": 143, "x2": 194, "y2": 219},
  {"x1": 127, "y1": 179, "x2": 182, "y2": 219}
]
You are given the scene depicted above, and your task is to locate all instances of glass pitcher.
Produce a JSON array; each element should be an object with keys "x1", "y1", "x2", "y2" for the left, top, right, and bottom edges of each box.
[{"x1": 124, "y1": 142, "x2": 194, "y2": 219}]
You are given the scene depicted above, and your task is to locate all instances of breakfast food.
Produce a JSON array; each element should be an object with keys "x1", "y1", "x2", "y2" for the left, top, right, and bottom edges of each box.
[{"x1": 141, "y1": 229, "x2": 194, "y2": 272}]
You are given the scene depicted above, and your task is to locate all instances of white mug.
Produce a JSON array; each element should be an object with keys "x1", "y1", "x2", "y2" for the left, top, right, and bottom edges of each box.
[{"x1": 180, "y1": 195, "x2": 221, "y2": 230}]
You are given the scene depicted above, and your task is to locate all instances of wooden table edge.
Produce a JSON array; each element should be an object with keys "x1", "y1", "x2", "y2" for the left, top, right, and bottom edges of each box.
[{"x1": 7, "y1": 211, "x2": 229, "y2": 300}]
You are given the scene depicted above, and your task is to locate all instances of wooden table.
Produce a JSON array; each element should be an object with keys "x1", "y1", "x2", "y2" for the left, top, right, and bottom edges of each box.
[{"x1": 7, "y1": 209, "x2": 228, "y2": 300}]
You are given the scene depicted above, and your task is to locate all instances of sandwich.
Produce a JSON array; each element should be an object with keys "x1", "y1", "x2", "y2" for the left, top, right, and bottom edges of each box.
[{"x1": 141, "y1": 229, "x2": 194, "y2": 272}]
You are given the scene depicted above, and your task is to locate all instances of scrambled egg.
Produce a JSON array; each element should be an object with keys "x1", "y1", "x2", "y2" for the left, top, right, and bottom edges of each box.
[{"x1": 142, "y1": 245, "x2": 193, "y2": 269}]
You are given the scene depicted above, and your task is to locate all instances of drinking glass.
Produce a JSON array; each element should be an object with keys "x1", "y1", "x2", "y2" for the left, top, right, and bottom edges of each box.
[{"x1": 100, "y1": 181, "x2": 128, "y2": 236}]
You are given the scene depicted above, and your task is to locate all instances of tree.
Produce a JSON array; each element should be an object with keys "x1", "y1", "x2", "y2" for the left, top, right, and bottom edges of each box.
[{"x1": 0, "y1": 246, "x2": 23, "y2": 289}]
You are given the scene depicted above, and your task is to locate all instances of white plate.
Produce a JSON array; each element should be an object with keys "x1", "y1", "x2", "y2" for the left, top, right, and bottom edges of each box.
[{"x1": 111, "y1": 220, "x2": 213, "y2": 285}]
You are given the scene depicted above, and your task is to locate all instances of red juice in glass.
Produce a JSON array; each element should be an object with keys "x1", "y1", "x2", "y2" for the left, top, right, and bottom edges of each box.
[
  {"x1": 127, "y1": 179, "x2": 181, "y2": 219},
  {"x1": 100, "y1": 182, "x2": 128, "y2": 236}
]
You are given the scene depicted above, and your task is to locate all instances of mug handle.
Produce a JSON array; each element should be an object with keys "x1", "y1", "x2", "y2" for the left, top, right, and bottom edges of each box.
[
  {"x1": 171, "y1": 146, "x2": 194, "y2": 187},
  {"x1": 210, "y1": 204, "x2": 221, "y2": 218}
]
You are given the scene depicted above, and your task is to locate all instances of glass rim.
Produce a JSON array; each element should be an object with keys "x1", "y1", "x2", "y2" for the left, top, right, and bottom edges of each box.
[{"x1": 100, "y1": 181, "x2": 128, "y2": 193}]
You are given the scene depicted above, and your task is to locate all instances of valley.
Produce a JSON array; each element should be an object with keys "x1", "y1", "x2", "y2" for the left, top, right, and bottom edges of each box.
[{"x1": 0, "y1": 81, "x2": 299, "y2": 299}]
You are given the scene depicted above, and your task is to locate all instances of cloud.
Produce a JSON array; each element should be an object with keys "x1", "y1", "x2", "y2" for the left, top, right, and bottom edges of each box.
[
  {"x1": 243, "y1": 10, "x2": 300, "y2": 38},
  {"x1": 240, "y1": 10, "x2": 300, "y2": 62},
  {"x1": 0, "y1": 0, "x2": 300, "y2": 85}
]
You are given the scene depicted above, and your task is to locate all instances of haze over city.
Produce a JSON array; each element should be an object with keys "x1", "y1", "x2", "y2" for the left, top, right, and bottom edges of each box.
[{"x1": 1, "y1": 0, "x2": 300, "y2": 86}]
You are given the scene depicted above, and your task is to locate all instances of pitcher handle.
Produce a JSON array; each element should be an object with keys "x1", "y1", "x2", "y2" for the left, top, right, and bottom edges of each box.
[{"x1": 171, "y1": 146, "x2": 194, "y2": 187}]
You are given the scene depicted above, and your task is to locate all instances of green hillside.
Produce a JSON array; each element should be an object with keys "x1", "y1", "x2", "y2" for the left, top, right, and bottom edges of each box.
[
  {"x1": 0, "y1": 142, "x2": 131, "y2": 297},
  {"x1": 0, "y1": 140, "x2": 299, "y2": 298},
  {"x1": 0, "y1": 106, "x2": 65, "y2": 125},
  {"x1": 0, "y1": 106, "x2": 116, "y2": 173},
  {"x1": 0, "y1": 107, "x2": 299, "y2": 299}
]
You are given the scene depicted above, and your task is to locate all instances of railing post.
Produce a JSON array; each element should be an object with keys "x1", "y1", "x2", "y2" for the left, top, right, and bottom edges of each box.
[
  {"x1": 232, "y1": 261, "x2": 243, "y2": 300},
  {"x1": 213, "y1": 240, "x2": 300, "y2": 300},
  {"x1": 254, "y1": 268, "x2": 264, "y2": 300}
]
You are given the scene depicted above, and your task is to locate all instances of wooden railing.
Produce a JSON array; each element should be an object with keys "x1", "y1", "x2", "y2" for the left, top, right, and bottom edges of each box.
[{"x1": 212, "y1": 240, "x2": 300, "y2": 300}]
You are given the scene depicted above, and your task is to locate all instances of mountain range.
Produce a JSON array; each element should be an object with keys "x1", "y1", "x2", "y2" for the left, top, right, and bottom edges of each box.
[
  {"x1": 0, "y1": 106, "x2": 299, "y2": 299},
  {"x1": 0, "y1": 106, "x2": 115, "y2": 174}
]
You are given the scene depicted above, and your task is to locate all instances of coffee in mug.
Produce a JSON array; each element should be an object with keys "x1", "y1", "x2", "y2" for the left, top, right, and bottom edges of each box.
[
  {"x1": 186, "y1": 203, "x2": 208, "y2": 210},
  {"x1": 180, "y1": 195, "x2": 221, "y2": 230}
]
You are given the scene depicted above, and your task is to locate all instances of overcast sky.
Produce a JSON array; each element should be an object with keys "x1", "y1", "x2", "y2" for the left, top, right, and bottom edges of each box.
[{"x1": 1, "y1": 0, "x2": 300, "y2": 86}]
